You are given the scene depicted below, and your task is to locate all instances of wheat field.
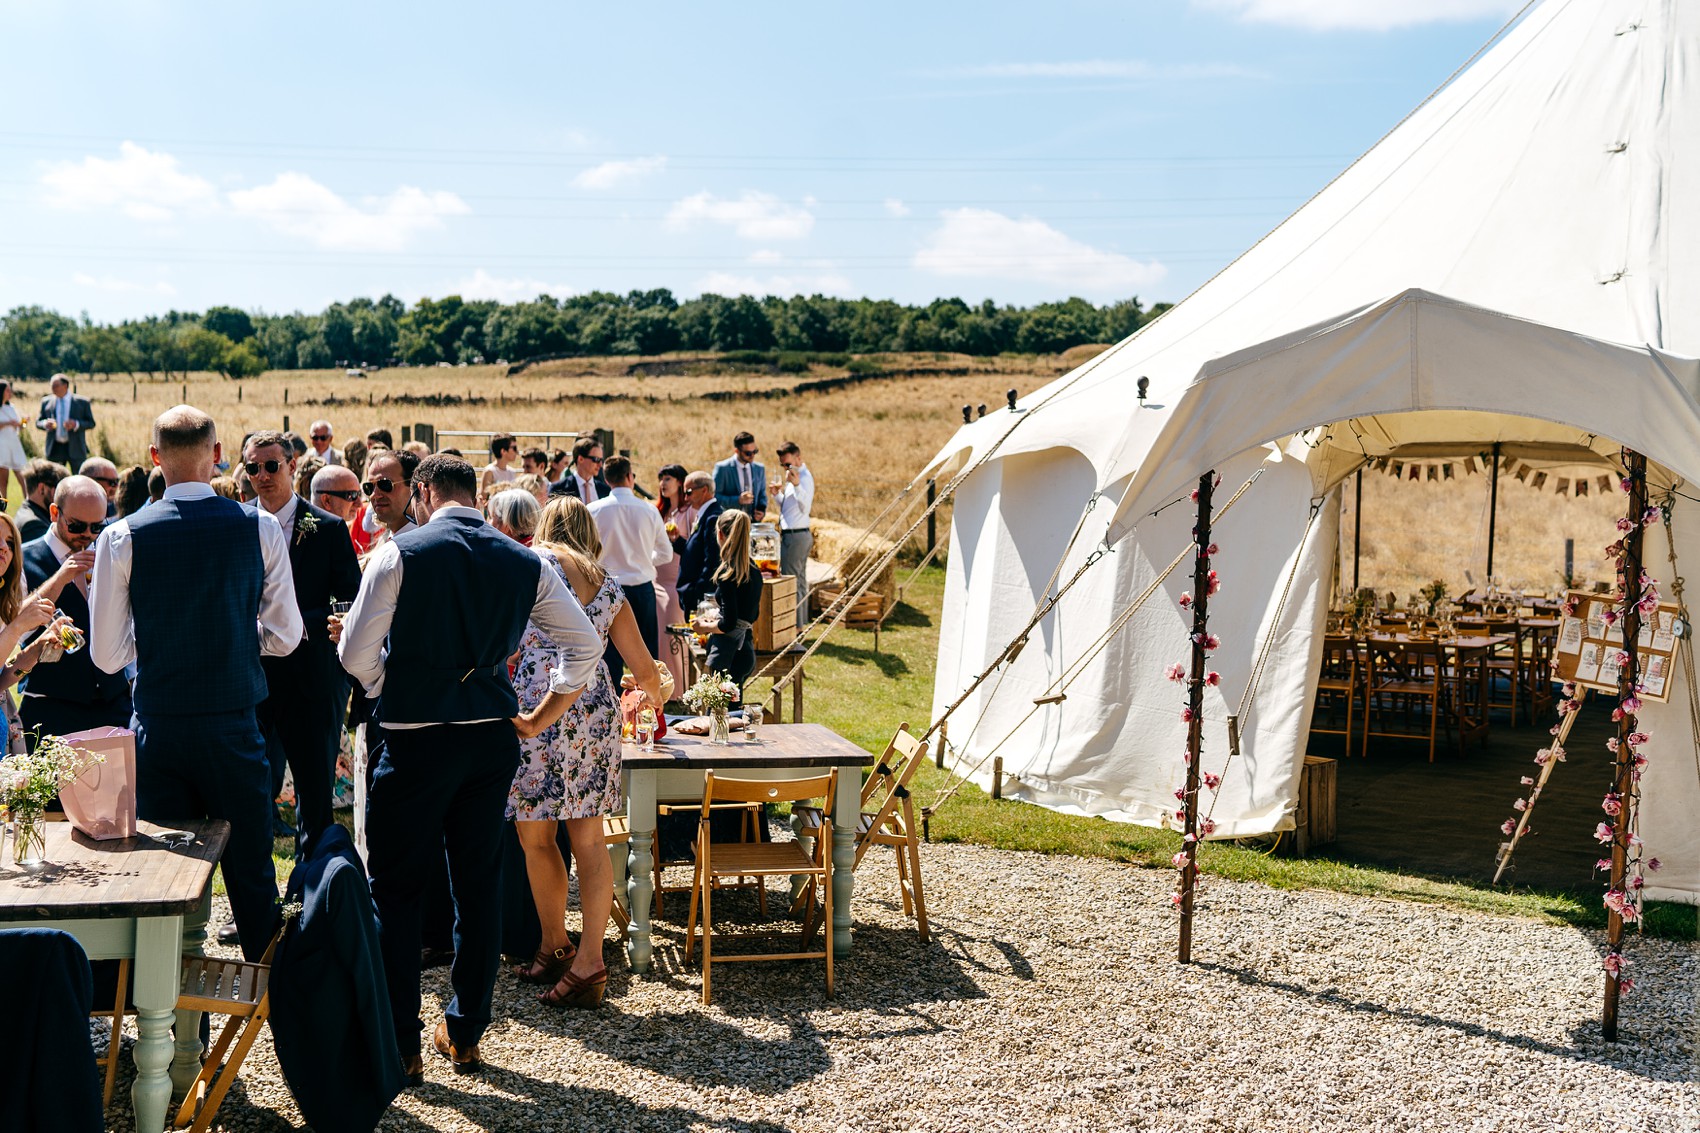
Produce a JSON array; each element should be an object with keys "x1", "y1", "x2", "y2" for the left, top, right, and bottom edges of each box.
[{"x1": 27, "y1": 353, "x2": 1625, "y2": 591}]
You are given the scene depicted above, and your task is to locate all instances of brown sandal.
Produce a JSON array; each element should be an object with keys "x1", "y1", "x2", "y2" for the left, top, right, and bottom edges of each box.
[
  {"x1": 538, "y1": 966, "x2": 607, "y2": 1009},
  {"x1": 513, "y1": 943, "x2": 575, "y2": 985}
]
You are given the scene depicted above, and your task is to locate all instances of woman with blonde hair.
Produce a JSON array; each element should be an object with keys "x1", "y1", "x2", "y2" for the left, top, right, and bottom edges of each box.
[
  {"x1": 506, "y1": 495, "x2": 663, "y2": 1009},
  {"x1": 692, "y1": 508, "x2": 763, "y2": 687},
  {"x1": 0, "y1": 510, "x2": 71, "y2": 752}
]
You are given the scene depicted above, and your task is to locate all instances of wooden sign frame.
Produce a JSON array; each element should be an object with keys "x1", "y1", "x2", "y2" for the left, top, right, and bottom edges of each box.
[{"x1": 1553, "y1": 588, "x2": 1684, "y2": 702}]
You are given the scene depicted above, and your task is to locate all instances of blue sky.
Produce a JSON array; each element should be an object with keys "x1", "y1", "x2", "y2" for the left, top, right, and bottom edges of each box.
[{"x1": 0, "y1": 0, "x2": 1528, "y2": 321}]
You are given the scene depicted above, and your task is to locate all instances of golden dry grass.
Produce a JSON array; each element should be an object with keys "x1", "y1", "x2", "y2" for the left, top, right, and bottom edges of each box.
[{"x1": 1339, "y1": 466, "x2": 1623, "y2": 601}]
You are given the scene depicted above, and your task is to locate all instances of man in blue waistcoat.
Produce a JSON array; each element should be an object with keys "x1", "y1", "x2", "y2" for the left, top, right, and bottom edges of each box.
[
  {"x1": 90, "y1": 405, "x2": 304, "y2": 961},
  {"x1": 20, "y1": 475, "x2": 133, "y2": 742},
  {"x1": 338, "y1": 454, "x2": 601, "y2": 1082}
]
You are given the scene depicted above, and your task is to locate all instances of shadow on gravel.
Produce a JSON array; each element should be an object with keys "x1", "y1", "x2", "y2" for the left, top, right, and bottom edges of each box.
[
  {"x1": 1197, "y1": 960, "x2": 1695, "y2": 1084},
  {"x1": 382, "y1": 1079, "x2": 792, "y2": 1133}
]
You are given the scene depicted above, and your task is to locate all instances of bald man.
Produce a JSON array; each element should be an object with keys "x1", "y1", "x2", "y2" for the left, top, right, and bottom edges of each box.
[
  {"x1": 20, "y1": 475, "x2": 132, "y2": 741},
  {"x1": 79, "y1": 457, "x2": 120, "y2": 518},
  {"x1": 90, "y1": 405, "x2": 303, "y2": 960},
  {"x1": 311, "y1": 464, "x2": 362, "y2": 525}
]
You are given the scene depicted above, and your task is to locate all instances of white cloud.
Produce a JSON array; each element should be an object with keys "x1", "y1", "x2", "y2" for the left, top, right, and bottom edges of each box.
[
  {"x1": 228, "y1": 173, "x2": 469, "y2": 252},
  {"x1": 695, "y1": 271, "x2": 853, "y2": 298},
  {"x1": 914, "y1": 208, "x2": 1166, "y2": 294},
  {"x1": 748, "y1": 249, "x2": 785, "y2": 264},
  {"x1": 935, "y1": 59, "x2": 1261, "y2": 80},
  {"x1": 71, "y1": 272, "x2": 177, "y2": 297},
  {"x1": 883, "y1": 198, "x2": 911, "y2": 217},
  {"x1": 665, "y1": 191, "x2": 814, "y2": 240},
  {"x1": 570, "y1": 154, "x2": 667, "y2": 190},
  {"x1": 454, "y1": 269, "x2": 577, "y2": 303},
  {"x1": 1194, "y1": 0, "x2": 1520, "y2": 31},
  {"x1": 40, "y1": 141, "x2": 217, "y2": 221}
]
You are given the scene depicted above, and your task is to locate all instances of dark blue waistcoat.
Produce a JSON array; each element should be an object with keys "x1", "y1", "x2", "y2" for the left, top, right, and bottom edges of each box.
[
  {"x1": 376, "y1": 516, "x2": 541, "y2": 726},
  {"x1": 127, "y1": 496, "x2": 267, "y2": 716}
]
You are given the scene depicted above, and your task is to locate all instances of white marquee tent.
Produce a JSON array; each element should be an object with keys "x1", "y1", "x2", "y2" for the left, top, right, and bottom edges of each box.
[{"x1": 922, "y1": 0, "x2": 1699, "y2": 903}]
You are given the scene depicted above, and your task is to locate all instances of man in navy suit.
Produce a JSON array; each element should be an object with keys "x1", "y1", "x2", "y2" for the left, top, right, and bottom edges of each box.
[
  {"x1": 90, "y1": 405, "x2": 303, "y2": 960},
  {"x1": 35, "y1": 375, "x2": 97, "y2": 469},
  {"x1": 547, "y1": 435, "x2": 610, "y2": 502},
  {"x1": 19, "y1": 475, "x2": 132, "y2": 743},
  {"x1": 676, "y1": 470, "x2": 724, "y2": 615},
  {"x1": 244, "y1": 430, "x2": 361, "y2": 845},
  {"x1": 712, "y1": 430, "x2": 766, "y2": 521}
]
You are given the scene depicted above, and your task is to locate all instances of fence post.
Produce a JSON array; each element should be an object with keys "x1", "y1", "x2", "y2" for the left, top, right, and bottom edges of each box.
[
  {"x1": 926, "y1": 478, "x2": 937, "y2": 556},
  {"x1": 282, "y1": 414, "x2": 290, "y2": 433}
]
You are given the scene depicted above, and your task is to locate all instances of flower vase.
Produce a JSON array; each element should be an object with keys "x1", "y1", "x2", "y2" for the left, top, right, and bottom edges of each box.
[
  {"x1": 709, "y1": 708, "x2": 731, "y2": 746},
  {"x1": 12, "y1": 810, "x2": 45, "y2": 868}
]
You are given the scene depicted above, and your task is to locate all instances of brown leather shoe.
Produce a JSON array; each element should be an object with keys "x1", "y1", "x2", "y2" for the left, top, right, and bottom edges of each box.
[
  {"x1": 432, "y1": 1020, "x2": 482, "y2": 1074},
  {"x1": 400, "y1": 1053, "x2": 425, "y2": 1087}
]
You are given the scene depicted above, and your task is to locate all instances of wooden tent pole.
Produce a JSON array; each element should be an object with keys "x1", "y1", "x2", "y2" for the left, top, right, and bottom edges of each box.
[
  {"x1": 1178, "y1": 470, "x2": 1214, "y2": 965},
  {"x1": 1603, "y1": 451, "x2": 1647, "y2": 1042},
  {"x1": 1487, "y1": 442, "x2": 1501, "y2": 579},
  {"x1": 1352, "y1": 468, "x2": 1363, "y2": 593}
]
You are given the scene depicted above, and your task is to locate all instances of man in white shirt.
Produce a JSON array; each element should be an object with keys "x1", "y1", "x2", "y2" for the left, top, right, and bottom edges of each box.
[
  {"x1": 769, "y1": 440, "x2": 816, "y2": 600},
  {"x1": 589, "y1": 454, "x2": 671, "y2": 681},
  {"x1": 337, "y1": 454, "x2": 601, "y2": 1079},
  {"x1": 360, "y1": 449, "x2": 420, "y2": 555},
  {"x1": 90, "y1": 405, "x2": 303, "y2": 961},
  {"x1": 308, "y1": 420, "x2": 343, "y2": 466}
]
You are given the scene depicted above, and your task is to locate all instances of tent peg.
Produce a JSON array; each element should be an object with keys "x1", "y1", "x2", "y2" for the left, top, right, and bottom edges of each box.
[
  {"x1": 1033, "y1": 692, "x2": 1067, "y2": 706},
  {"x1": 1227, "y1": 714, "x2": 1241, "y2": 756}
]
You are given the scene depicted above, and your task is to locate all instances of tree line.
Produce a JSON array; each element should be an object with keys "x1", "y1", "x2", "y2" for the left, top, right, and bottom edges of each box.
[{"x1": 0, "y1": 291, "x2": 1168, "y2": 380}]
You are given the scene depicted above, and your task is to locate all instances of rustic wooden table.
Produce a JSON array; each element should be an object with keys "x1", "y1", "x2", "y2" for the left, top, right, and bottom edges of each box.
[
  {"x1": 619, "y1": 723, "x2": 870, "y2": 973},
  {"x1": 0, "y1": 818, "x2": 227, "y2": 1133}
]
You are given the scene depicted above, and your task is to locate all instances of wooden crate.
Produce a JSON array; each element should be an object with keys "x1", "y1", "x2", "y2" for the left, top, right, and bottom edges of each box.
[
  {"x1": 752, "y1": 574, "x2": 798, "y2": 652},
  {"x1": 1291, "y1": 755, "x2": 1337, "y2": 857}
]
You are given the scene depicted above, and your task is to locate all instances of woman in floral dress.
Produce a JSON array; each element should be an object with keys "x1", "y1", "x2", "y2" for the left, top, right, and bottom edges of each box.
[{"x1": 508, "y1": 495, "x2": 663, "y2": 1008}]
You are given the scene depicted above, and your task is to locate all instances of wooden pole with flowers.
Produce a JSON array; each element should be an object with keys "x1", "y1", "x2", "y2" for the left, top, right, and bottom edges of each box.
[
  {"x1": 1177, "y1": 471, "x2": 1215, "y2": 964},
  {"x1": 1602, "y1": 452, "x2": 1649, "y2": 1041}
]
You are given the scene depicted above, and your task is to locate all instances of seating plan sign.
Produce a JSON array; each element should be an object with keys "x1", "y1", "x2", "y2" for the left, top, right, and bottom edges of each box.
[{"x1": 1554, "y1": 589, "x2": 1684, "y2": 702}]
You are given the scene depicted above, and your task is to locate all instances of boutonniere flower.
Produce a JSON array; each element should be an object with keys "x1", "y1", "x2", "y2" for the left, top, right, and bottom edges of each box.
[{"x1": 294, "y1": 510, "x2": 319, "y2": 545}]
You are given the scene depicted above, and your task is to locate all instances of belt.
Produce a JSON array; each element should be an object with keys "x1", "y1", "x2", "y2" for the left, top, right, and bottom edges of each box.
[{"x1": 781, "y1": 527, "x2": 811, "y2": 535}]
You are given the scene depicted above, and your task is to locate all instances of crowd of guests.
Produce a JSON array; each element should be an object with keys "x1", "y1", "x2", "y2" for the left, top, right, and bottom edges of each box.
[{"x1": 1, "y1": 392, "x2": 817, "y2": 1083}]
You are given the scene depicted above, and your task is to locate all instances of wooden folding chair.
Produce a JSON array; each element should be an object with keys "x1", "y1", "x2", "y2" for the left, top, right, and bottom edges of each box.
[
  {"x1": 604, "y1": 815, "x2": 632, "y2": 935},
  {"x1": 172, "y1": 927, "x2": 284, "y2": 1133},
  {"x1": 684, "y1": 770, "x2": 836, "y2": 1005},
  {"x1": 1361, "y1": 637, "x2": 1452, "y2": 761},
  {"x1": 793, "y1": 722, "x2": 932, "y2": 940},
  {"x1": 652, "y1": 799, "x2": 768, "y2": 919},
  {"x1": 90, "y1": 959, "x2": 130, "y2": 1108},
  {"x1": 1311, "y1": 636, "x2": 1359, "y2": 755}
]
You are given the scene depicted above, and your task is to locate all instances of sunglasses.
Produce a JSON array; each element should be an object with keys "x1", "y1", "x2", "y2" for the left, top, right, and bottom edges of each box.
[
  {"x1": 583, "y1": 455, "x2": 604, "y2": 466},
  {"x1": 89, "y1": 476, "x2": 118, "y2": 488},
  {"x1": 244, "y1": 459, "x2": 286, "y2": 476},
  {"x1": 310, "y1": 434, "x2": 332, "y2": 442},
  {"x1": 739, "y1": 448, "x2": 758, "y2": 458},
  {"x1": 362, "y1": 477, "x2": 406, "y2": 496},
  {"x1": 65, "y1": 518, "x2": 106, "y2": 536},
  {"x1": 319, "y1": 489, "x2": 361, "y2": 502}
]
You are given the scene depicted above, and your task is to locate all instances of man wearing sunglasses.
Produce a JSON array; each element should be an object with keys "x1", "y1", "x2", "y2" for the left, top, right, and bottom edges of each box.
[
  {"x1": 712, "y1": 430, "x2": 767, "y2": 521},
  {"x1": 78, "y1": 457, "x2": 121, "y2": 519},
  {"x1": 19, "y1": 475, "x2": 131, "y2": 742},
  {"x1": 90, "y1": 405, "x2": 303, "y2": 963},
  {"x1": 548, "y1": 435, "x2": 609, "y2": 504},
  {"x1": 310, "y1": 465, "x2": 363, "y2": 525},
  {"x1": 361, "y1": 449, "x2": 420, "y2": 554},
  {"x1": 308, "y1": 420, "x2": 343, "y2": 466},
  {"x1": 245, "y1": 430, "x2": 362, "y2": 848}
]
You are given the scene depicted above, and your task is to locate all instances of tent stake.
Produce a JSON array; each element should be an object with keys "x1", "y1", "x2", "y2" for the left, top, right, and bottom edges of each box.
[
  {"x1": 1179, "y1": 470, "x2": 1214, "y2": 965},
  {"x1": 1603, "y1": 451, "x2": 1647, "y2": 1042}
]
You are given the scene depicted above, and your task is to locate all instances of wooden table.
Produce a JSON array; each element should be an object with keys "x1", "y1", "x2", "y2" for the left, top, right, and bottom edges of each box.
[
  {"x1": 619, "y1": 723, "x2": 870, "y2": 973},
  {"x1": 1363, "y1": 632, "x2": 1510, "y2": 748},
  {"x1": 0, "y1": 819, "x2": 226, "y2": 1133}
]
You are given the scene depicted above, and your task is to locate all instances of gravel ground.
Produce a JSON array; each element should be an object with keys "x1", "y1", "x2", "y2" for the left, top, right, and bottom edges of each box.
[{"x1": 99, "y1": 843, "x2": 1698, "y2": 1132}]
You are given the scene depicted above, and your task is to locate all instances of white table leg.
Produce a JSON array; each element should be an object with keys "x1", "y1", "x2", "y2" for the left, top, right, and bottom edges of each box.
[
  {"x1": 831, "y1": 770, "x2": 856, "y2": 957},
  {"x1": 625, "y1": 769, "x2": 656, "y2": 973},
  {"x1": 172, "y1": 891, "x2": 210, "y2": 1096},
  {"x1": 132, "y1": 914, "x2": 184, "y2": 1133}
]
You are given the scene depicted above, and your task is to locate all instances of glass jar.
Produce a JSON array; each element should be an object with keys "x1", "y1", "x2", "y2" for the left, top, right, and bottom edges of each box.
[{"x1": 752, "y1": 522, "x2": 782, "y2": 577}]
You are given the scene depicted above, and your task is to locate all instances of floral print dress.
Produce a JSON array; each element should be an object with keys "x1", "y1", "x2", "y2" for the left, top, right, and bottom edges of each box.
[{"x1": 507, "y1": 564, "x2": 627, "y2": 821}]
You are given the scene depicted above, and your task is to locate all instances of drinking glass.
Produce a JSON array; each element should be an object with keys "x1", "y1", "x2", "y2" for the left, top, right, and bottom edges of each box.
[
  {"x1": 744, "y1": 703, "x2": 763, "y2": 742},
  {"x1": 636, "y1": 705, "x2": 657, "y2": 751}
]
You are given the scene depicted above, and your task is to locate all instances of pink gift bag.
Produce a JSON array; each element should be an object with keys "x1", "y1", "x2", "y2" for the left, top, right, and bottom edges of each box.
[{"x1": 57, "y1": 727, "x2": 138, "y2": 841}]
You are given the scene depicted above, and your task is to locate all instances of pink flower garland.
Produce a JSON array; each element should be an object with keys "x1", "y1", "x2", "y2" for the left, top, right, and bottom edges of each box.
[{"x1": 1167, "y1": 536, "x2": 1228, "y2": 912}]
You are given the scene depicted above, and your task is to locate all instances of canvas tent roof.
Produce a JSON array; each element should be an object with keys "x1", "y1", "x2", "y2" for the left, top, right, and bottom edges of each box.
[{"x1": 924, "y1": 0, "x2": 1700, "y2": 905}]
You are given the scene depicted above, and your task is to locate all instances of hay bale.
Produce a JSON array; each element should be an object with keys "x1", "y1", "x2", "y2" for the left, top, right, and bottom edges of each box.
[{"x1": 808, "y1": 517, "x2": 897, "y2": 611}]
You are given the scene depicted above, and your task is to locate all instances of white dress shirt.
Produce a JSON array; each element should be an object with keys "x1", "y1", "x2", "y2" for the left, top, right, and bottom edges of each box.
[
  {"x1": 589, "y1": 487, "x2": 673, "y2": 587},
  {"x1": 337, "y1": 503, "x2": 603, "y2": 728},
  {"x1": 260, "y1": 490, "x2": 299, "y2": 533},
  {"x1": 775, "y1": 464, "x2": 815, "y2": 530},
  {"x1": 90, "y1": 481, "x2": 304, "y2": 675}
]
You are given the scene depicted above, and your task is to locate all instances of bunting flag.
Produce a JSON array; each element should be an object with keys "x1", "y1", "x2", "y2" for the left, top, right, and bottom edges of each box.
[
  {"x1": 1465, "y1": 456, "x2": 1479, "y2": 474},
  {"x1": 1576, "y1": 477, "x2": 1589, "y2": 497},
  {"x1": 1531, "y1": 470, "x2": 1548, "y2": 489},
  {"x1": 1369, "y1": 457, "x2": 1619, "y2": 497},
  {"x1": 1598, "y1": 474, "x2": 1614, "y2": 493},
  {"x1": 1557, "y1": 477, "x2": 1571, "y2": 496},
  {"x1": 1426, "y1": 464, "x2": 1439, "y2": 481},
  {"x1": 1515, "y1": 463, "x2": 1531, "y2": 482},
  {"x1": 1443, "y1": 463, "x2": 1455, "y2": 480}
]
